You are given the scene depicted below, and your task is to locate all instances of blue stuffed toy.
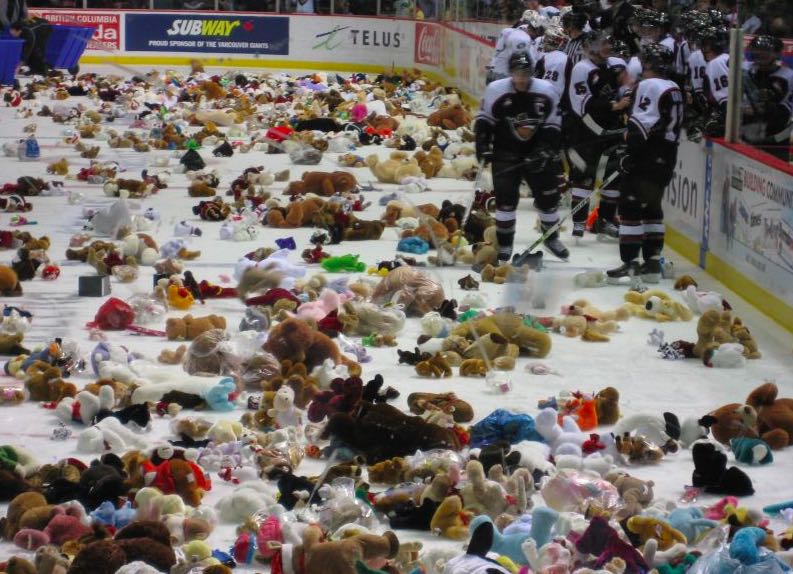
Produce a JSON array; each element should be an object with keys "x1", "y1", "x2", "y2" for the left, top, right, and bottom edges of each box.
[
  {"x1": 397, "y1": 236, "x2": 430, "y2": 254},
  {"x1": 731, "y1": 437, "x2": 773, "y2": 465},
  {"x1": 90, "y1": 500, "x2": 136, "y2": 529},
  {"x1": 203, "y1": 378, "x2": 237, "y2": 411},
  {"x1": 667, "y1": 507, "x2": 719, "y2": 544}
]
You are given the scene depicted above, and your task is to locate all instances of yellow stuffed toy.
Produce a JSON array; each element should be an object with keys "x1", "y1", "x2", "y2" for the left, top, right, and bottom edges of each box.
[
  {"x1": 626, "y1": 515, "x2": 687, "y2": 550},
  {"x1": 623, "y1": 290, "x2": 693, "y2": 322}
]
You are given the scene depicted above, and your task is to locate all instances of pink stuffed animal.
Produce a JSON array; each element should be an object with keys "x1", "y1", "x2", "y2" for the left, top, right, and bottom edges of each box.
[{"x1": 294, "y1": 288, "x2": 344, "y2": 322}]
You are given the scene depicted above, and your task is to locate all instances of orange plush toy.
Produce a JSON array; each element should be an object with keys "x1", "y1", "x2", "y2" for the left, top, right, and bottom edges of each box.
[
  {"x1": 427, "y1": 103, "x2": 473, "y2": 130},
  {"x1": 285, "y1": 171, "x2": 357, "y2": 197}
]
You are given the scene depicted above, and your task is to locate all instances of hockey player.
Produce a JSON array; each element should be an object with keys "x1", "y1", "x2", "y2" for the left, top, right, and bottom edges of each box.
[
  {"x1": 561, "y1": 9, "x2": 590, "y2": 65},
  {"x1": 700, "y1": 25, "x2": 730, "y2": 137},
  {"x1": 535, "y1": 25, "x2": 571, "y2": 102},
  {"x1": 475, "y1": 52, "x2": 569, "y2": 262},
  {"x1": 487, "y1": 20, "x2": 534, "y2": 84},
  {"x1": 742, "y1": 35, "x2": 793, "y2": 161},
  {"x1": 566, "y1": 33, "x2": 631, "y2": 241},
  {"x1": 607, "y1": 44, "x2": 683, "y2": 283}
]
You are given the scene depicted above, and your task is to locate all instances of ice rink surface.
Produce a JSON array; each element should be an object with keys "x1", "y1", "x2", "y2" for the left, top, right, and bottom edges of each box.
[{"x1": 0, "y1": 65, "x2": 792, "y2": 571}]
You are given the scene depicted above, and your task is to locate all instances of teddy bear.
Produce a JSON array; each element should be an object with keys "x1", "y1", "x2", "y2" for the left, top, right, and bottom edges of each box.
[
  {"x1": 46, "y1": 158, "x2": 69, "y2": 176},
  {"x1": 745, "y1": 382, "x2": 793, "y2": 449},
  {"x1": 450, "y1": 312, "x2": 552, "y2": 359},
  {"x1": 66, "y1": 520, "x2": 177, "y2": 574},
  {"x1": 595, "y1": 387, "x2": 620, "y2": 425},
  {"x1": 605, "y1": 471, "x2": 654, "y2": 520},
  {"x1": 461, "y1": 459, "x2": 529, "y2": 519},
  {"x1": 165, "y1": 314, "x2": 227, "y2": 341},
  {"x1": 55, "y1": 386, "x2": 115, "y2": 426},
  {"x1": 366, "y1": 151, "x2": 424, "y2": 184},
  {"x1": 266, "y1": 197, "x2": 325, "y2": 228},
  {"x1": 623, "y1": 290, "x2": 693, "y2": 322},
  {"x1": 400, "y1": 217, "x2": 450, "y2": 247},
  {"x1": 430, "y1": 495, "x2": 472, "y2": 540},
  {"x1": 370, "y1": 266, "x2": 445, "y2": 316},
  {"x1": 104, "y1": 179, "x2": 152, "y2": 199},
  {"x1": 270, "y1": 524, "x2": 400, "y2": 574},
  {"x1": 0, "y1": 492, "x2": 55, "y2": 540},
  {"x1": 427, "y1": 102, "x2": 473, "y2": 130},
  {"x1": 693, "y1": 309, "x2": 735, "y2": 358},
  {"x1": 321, "y1": 402, "x2": 461, "y2": 464},
  {"x1": 24, "y1": 361, "x2": 76, "y2": 402},
  {"x1": 0, "y1": 333, "x2": 29, "y2": 356},
  {"x1": 731, "y1": 318, "x2": 761, "y2": 359},
  {"x1": 262, "y1": 317, "x2": 344, "y2": 370},
  {"x1": 0, "y1": 265, "x2": 22, "y2": 296},
  {"x1": 415, "y1": 353, "x2": 453, "y2": 378},
  {"x1": 285, "y1": 171, "x2": 357, "y2": 197},
  {"x1": 413, "y1": 146, "x2": 445, "y2": 178}
]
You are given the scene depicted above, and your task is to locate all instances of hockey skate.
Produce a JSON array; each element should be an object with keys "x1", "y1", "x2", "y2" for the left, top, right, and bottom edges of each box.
[
  {"x1": 639, "y1": 258, "x2": 663, "y2": 284},
  {"x1": 543, "y1": 234, "x2": 570, "y2": 261},
  {"x1": 606, "y1": 260, "x2": 641, "y2": 284},
  {"x1": 592, "y1": 218, "x2": 619, "y2": 242}
]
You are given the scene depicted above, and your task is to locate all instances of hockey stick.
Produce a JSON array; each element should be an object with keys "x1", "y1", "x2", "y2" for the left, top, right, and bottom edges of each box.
[{"x1": 512, "y1": 146, "x2": 621, "y2": 269}]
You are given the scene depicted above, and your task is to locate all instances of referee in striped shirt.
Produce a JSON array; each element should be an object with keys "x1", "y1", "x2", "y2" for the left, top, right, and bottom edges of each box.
[{"x1": 561, "y1": 10, "x2": 590, "y2": 65}]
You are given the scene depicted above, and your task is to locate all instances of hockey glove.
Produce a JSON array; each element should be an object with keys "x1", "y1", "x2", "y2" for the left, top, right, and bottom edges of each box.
[{"x1": 474, "y1": 118, "x2": 494, "y2": 165}]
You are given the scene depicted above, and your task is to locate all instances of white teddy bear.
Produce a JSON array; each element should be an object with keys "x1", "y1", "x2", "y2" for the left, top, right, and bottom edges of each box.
[{"x1": 56, "y1": 386, "x2": 115, "y2": 426}]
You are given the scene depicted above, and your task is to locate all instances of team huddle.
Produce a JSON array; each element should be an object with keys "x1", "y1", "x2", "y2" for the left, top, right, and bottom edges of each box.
[{"x1": 475, "y1": 3, "x2": 793, "y2": 282}]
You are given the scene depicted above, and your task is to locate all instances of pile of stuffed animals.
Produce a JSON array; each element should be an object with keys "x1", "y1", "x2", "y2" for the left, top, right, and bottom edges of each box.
[{"x1": 0, "y1": 63, "x2": 788, "y2": 574}]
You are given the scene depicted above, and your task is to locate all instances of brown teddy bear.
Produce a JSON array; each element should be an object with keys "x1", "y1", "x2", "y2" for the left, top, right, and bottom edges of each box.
[
  {"x1": 188, "y1": 181, "x2": 217, "y2": 197},
  {"x1": 480, "y1": 263, "x2": 528, "y2": 285},
  {"x1": 605, "y1": 471, "x2": 654, "y2": 519},
  {"x1": 0, "y1": 333, "x2": 29, "y2": 356},
  {"x1": 262, "y1": 317, "x2": 343, "y2": 370},
  {"x1": 731, "y1": 318, "x2": 761, "y2": 359},
  {"x1": 261, "y1": 360, "x2": 321, "y2": 409},
  {"x1": 266, "y1": 197, "x2": 325, "y2": 228},
  {"x1": 400, "y1": 217, "x2": 449, "y2": 247},
  {"x1": 46, "y1": 158, "x2": 69, "y2": 176},
  {"x1": 271, "y1": 524, "x2": 399, "y2": 574},
  {"x1": 285, "y1": 171, "x2": 357, "y2": 197},
  {"x1": 343, "y1": 217, "x2": 385, "y2": 241},
  {"x1": 703, "y1": 402, "x2": 761, "y2": 446},
  {"x1": 67, "y1": 520, "x2": 176, "y2": 574},
  {"x1": 693, "y1": 309, "x2": 734, "y2": 358},
  {"x1": 623, "y1": 290, "x2": 693, "y2": 322},
  {"x1": 746, "y1": 382, "x2": 793, "y2": 449},
  {"x1": 413, "y1": 146, "x2": 445, "y2": 178},
  {"x1": 427, "y1": 102, "x2": 473, "y2": 130},
  {"x1": 367, "y1": 457, "x2": 411, "y2": 484},
  {"x1": 366, "y1": 151, "x2": 424, "y2": 184},
  {"x1": 165, "y1": 314, "x2": 227, "y2": 341},
  {"x1": 0, "y1": 492, "x2": 55, "y2": 540},
  {"x1": 0, "y1": 266, "x2": 22, "y2": 296},
  {"x1": 595, "y1": 387, "x2": 620, "y2": 425},
  {"x1": 415, "y1": 353, "x2": 452, "y2": 378},
  {"x1": 24, "y1": 361, "x2": 76, "y2": 402}
]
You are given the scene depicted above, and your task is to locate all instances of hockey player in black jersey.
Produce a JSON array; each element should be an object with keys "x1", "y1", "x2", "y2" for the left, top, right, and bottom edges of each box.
[
  {"x1": 566, "y1": 33, "x2": 631, "y2": 241},
  {"x1": 607, "y1": 44, "x2": 683, "y2": 283},
  {"x1": 742, "y1": 35, "x2": 793, "y2": 161},
  {"x1": 474, "y1": 52, "x2": 570, "y2": 262}
]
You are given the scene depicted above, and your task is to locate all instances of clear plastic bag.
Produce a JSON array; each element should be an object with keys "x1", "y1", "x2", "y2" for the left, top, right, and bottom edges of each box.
[{"x1": 539, "y1": 469, "x2": 621, "y2": 514}]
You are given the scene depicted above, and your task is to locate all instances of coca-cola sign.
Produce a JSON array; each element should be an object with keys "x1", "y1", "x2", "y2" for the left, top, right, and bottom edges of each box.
[{"x1": 415, "y1": 22, "x2": 441, "y2": 66}]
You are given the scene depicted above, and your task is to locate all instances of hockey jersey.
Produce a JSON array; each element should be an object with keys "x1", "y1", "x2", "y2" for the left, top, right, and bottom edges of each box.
[
  {"x1": 564, "y1": 33, "x2": 588, "y2": 66},
  {"x1": 705, "y1": 52, "x2": 730, "y2": 108},
  {"x1": 626, "y1": 76, "x2": 683, "y2": 177},
  {"x1": 490, "y1": 28, "x2": 534, "y2": 76},
  {"x1": 476, "y1": 77, "x2": 561, "y2": 156},
  {"x1": 567, "y1": 56, "x2": 627, "y2": 137},
  {"x1": 536, "y1": 49, "x2": 572, "y2": 103},
  {"x1": 688, "y1": 49, "x2": 707, "y2": 94}
]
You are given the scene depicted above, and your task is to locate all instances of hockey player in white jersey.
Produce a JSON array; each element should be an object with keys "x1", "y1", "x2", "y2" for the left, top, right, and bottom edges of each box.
[
  {"x1": 535, "y1": 25, "x2": 571, "y2": 101},
  {"x1": 700, "y1": 25, "x2": 730, "y2": 137},
  {"x1": 475, "y1": 52, "x2": 570, "y2": 262},
  {"x1": 487, "y1": 23, "x2": 534, "y2": 84},
  {"x1": 566, "y1": 33, "x2": 631, "y2": 241},
  {"x1": 742, "y1": 35, "x2": 793, "y2": 160},
  {"x1": 607, "y1": 44, "x2": 683, "y2": 283}
]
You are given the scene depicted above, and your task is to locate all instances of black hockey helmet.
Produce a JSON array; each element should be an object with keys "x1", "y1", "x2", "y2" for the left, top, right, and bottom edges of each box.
[
  {"x1": 749, "y1": 35, "x2": 783, "y2": 55},
  {"x1": 705, "y1": 8, "x2": 727, "y2": 27},
  {"x1": 639, "y1": 8, "x2": 668, "y2": 27},
  {"x1": 571, "y1": 0, "x2": 598, "y2": 14},
  {"x1": 508, "y1": 51, "x2": 535, "y2": 74},
  {"x1": 699, "y1": 25, "x2": 729, "y2": 54},
  {"x1": 607, "y1": 36, "x2": 631, "y2": 60},
  {"x1": 640, "y1": 42, "x2": 674, "y2": 77},
  {"x1": 561, "y1": 9, "x2": 588, "y2": 31}
]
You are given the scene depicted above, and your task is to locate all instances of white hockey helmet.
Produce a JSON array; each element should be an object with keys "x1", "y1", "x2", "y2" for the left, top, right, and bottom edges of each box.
[{"x1": 543, "y1": 26, "x2": 569, "y2": 52}]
